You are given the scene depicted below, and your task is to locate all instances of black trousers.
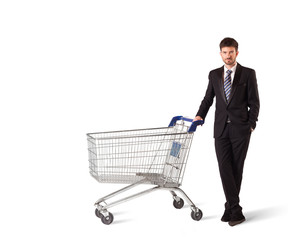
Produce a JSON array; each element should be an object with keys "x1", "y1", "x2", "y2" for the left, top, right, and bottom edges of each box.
[{"x1": 215, "y1": 123, "x2": 251, "y2": 214}]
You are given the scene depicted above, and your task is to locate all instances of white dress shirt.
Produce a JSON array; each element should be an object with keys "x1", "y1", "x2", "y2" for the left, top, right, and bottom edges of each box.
[{"x1": 224, "y1": 63, "x2": 237, "y2": 84}]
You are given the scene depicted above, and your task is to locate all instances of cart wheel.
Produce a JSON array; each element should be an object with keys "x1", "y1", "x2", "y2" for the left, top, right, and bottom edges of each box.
[
  {"x1": 95, "y1": 209, "x2": 103, "y2": 218},
  {"x1": 173, "y1": 198, "x2": 184, "y2": 209},
  {"x1": 191, "y1": 209, "x2": 203, "y2": 221},
  {"x1": 101, "y1": 212, "x2": 114, "y2": 225}
]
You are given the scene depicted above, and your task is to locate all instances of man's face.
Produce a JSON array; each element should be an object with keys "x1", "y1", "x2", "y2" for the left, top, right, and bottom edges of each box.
[{"x1": 220, "y1": 47, "x2": 239, "y2": 67}]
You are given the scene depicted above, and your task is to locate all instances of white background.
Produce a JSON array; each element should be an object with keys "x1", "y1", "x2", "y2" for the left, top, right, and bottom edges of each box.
[{"x1": 1, "y1": 0, "x2": 295, "y2": 239}]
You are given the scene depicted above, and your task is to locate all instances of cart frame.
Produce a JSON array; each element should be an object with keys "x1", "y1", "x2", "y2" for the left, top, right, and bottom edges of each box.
[{"x1": 87, "y1": 116, "x2": 203, "y2": 224}]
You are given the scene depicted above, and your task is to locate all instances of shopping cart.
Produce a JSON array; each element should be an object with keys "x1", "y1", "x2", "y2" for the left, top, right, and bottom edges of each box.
[{"x1": 87, "y1": 116, "x2": 204, "y2": 224}]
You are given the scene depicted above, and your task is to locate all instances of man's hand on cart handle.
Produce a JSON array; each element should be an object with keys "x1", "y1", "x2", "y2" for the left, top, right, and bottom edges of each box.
[{"x1": 194, "y1": 116, "x2": 203, "y2": 122}]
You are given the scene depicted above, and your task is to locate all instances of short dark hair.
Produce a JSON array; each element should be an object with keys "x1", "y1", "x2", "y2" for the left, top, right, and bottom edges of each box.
[{"x1": 219, "y1": 37, "x2": 238, "y2": 51}]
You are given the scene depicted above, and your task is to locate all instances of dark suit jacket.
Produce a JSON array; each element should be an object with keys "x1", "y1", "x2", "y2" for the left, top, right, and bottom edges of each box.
[{"x1": 196, "y1": 63, "x2": 260, "y2": 138}]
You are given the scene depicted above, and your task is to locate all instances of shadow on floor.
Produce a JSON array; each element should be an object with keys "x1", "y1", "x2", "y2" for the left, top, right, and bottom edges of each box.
[{"x1": 245, "y1": 205, "x2": 286, "y2": 222}]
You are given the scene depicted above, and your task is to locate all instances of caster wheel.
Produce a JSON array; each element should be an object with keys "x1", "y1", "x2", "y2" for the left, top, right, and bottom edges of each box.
[
  {"x1": 101, "y1": 212, "x2": 114, "y2": 225},
  {"x1": 191, "y1": 209, "x2": 203, "y2": 221},
  {"x1": 95, "y1": 208, "x2": 103, "y2": 218},
  {"x1": 173, "y1": 198, "x2": 184, "y2": 209}
]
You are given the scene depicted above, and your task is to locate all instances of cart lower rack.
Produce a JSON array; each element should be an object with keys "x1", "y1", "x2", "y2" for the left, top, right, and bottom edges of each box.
[{"x1": 87, "y1": 116, "x2": 203, "y2": 224}]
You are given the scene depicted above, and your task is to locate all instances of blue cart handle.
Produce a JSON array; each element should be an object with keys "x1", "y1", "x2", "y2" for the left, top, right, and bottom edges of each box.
[{"x1": 168, "y1": 116, "x2": 204, "y2": 133}]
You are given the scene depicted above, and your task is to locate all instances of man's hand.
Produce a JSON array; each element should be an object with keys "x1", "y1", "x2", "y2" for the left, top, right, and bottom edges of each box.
[{"x1": 194, "y1": 116, "x2": 203, "y2": 122}]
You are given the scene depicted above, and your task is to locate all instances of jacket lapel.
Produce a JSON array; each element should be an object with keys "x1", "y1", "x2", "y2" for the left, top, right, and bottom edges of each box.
[
  {"x1": 228, "y1": 63, "x2": 242, "y2": 104},
  {"x1": 217, "y1": 66, "x2": 227, "y2": 104}
]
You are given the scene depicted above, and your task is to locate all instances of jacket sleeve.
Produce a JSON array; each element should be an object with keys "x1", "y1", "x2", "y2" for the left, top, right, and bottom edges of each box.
[
  {"x1": 247, "y1": 69, "x2": 260, "y2": 129},
  {"x1": 196, "y1": 72, "x2": 215, "y2": 119}
]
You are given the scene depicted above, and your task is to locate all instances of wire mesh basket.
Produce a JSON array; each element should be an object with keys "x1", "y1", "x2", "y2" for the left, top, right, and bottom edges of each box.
[{"x1": 87, "y1": 122, "x2": 194, "y2": 187}]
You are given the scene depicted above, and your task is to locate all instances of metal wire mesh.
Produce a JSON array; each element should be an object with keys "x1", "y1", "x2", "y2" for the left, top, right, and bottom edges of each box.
[{"x1": 87, "y1": 123, "x2": 194, "y2": 187}]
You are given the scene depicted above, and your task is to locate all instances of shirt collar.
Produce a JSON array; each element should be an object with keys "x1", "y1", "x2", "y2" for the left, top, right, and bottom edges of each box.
[{"x1": 224, "y1": 62, "x2": 237, "y2": 74}]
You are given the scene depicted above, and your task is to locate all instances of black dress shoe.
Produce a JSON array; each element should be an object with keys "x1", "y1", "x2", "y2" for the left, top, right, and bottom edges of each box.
[
  {"x1": 228, "y1": 217, "x2": 245, "y2": 226},
  {"x1": 221, "y1": 210, "x2": 231, "y2": 222},
  {"x1": 228, "y1": 212, "x2": 245, "y2": 226}
]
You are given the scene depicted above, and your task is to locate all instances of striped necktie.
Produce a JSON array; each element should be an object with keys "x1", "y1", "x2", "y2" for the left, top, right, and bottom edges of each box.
[{"x1": 224, "y1": 69, "x2": 232, "y2": 102}]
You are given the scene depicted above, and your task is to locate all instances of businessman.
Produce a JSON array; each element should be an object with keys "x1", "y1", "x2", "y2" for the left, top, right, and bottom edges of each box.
[{"x1": 194, "y1": 37, "x2": 260, "y2": 226}]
